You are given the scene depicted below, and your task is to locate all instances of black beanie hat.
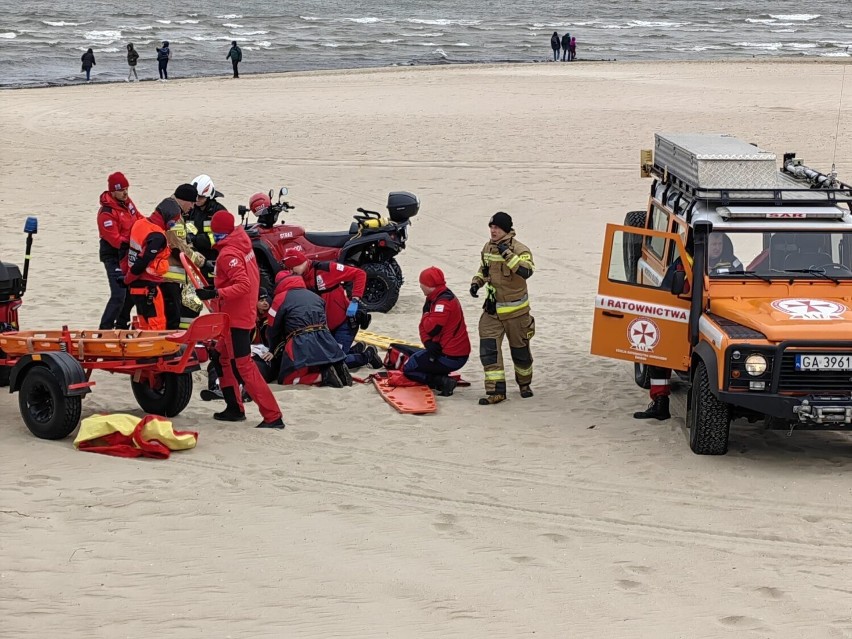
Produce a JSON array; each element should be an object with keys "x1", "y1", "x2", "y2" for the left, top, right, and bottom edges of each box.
[
  {"x1": 174, "y1": 183, "x2": 198, "y2": 202},
  {"x1": 489, "y1": 211, "x2": 513, "y2": 233}
]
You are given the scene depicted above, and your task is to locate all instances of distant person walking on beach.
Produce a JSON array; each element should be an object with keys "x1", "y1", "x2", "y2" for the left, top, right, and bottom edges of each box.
[
  {"x1": 550, "y1": 31, "x2": 560, "y2": 61},
  {"x1": 569, "y1": 37, "x2": 577, "y2": 61},
  {"x1": 126, "y1": 43, "x2": 139, "y2": 81},
  {"x1": 226, "y1": 40, "x2": 242, "y2": 78},
  {"x1": 81, "y1": 48, "x2": 95, "y2": 81},
  {"x1": 156, "y1": 41, "x2": 171, "y2": 80},
  {"x1": 561, "y1": 32, "x2": 570, "y2": 61}
]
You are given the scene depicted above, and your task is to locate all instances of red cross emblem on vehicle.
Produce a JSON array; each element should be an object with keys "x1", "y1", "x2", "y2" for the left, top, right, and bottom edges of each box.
[
  {"x1": 771, "y1": 298, "x2": 846, "y2": 320},
  {"x1": 627, "y1": 317, "x2": 660, "y2": 352}
]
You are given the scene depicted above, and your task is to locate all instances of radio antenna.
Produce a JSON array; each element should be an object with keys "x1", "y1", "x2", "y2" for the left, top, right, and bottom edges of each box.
[{"x1": 832, "y1": 65, "x2": 847, "y2": 171}]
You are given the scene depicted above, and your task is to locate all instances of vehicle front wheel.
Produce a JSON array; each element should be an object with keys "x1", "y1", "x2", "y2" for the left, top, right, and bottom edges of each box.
[
  {"x1": 688, "y1": 360, "x2": 731, "y2": 455},
  {"x1": 18, "y1": 366, "x2": 82, "y2": 440},
  {"x1": 131, "y1": 372, "x2": 193, "y2": 417},
  {"x1": 360, "y1": 261, "x2": 402, "y2": 313}
]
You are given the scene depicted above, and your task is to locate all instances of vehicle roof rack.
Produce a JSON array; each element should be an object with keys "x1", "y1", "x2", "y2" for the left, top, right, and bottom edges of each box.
[{"x1": 641, "y1": 133, "x2": 852, "y2": 208}]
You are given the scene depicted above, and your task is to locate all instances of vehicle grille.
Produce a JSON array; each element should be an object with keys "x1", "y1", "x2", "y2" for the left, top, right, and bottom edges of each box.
[{"x1": 778, "y1": 352, "x2": 852, "y2": 393}]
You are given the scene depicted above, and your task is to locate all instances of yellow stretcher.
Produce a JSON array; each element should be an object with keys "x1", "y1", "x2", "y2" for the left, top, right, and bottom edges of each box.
[{"x1": 354, "y1": 331, "x2": 421, "y2": 350}]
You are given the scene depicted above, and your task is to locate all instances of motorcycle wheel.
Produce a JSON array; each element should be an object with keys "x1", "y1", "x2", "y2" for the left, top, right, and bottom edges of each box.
[{"x1": 360, "y1": 262, "x2": 401, "y2": 314}]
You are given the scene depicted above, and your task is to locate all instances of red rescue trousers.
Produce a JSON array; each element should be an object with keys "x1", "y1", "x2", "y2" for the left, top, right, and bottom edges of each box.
[{"x1": 218, "y1": 327, "x2": 282, "y2": 423}]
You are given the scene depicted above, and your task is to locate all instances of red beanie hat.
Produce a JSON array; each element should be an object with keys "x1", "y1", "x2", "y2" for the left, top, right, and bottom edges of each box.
[
  {"x1": 282, "y1": 248, "x2": 308, "y2": 269},
  {"x1": 419, "y1": 266, "x2": 445, "y2": 288},
  {"x1": 107, "y1": 172, "x2": 129, "y2": 191},
  {"x1": 210, "y1": 210, "x2": 235, "y2": 234}
]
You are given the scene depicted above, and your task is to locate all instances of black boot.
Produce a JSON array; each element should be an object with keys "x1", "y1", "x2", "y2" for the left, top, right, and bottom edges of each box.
[
  {"x1": 321, "y1": 365, "x2": 343, "y2": 388},
  {"x1": 214, "y1": 387, "x2": 246, "y2": 422},
  {"x1": 334, "y1": 361, "x2": 353, "y2": 387},
  {"x1": 435, "y1": 376, "x2": 458, "y2": 397},
  {"x1": 633, "y1": 396, "x2": 670, "y2": 420},
  {"x1": 364, "y1": 345, "x2": 383, "y2": 369}
]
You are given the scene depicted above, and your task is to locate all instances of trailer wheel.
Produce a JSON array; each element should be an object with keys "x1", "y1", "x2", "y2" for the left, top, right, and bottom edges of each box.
[
  {"x1": 633, "y1": 363, "x2": 652, "y2": 389},
  {"x1": 131, "y1": 372, "x2": 193, "y2": 417},
  {"x1": 622, "y1": 210, "x2": 646, "y2": 284},
  {"x1": 18, "y1": 366, "x2": 82, "y2": 440},
  {"x1": 688, "y1": 360, "x2": 731, "y2": 455}
]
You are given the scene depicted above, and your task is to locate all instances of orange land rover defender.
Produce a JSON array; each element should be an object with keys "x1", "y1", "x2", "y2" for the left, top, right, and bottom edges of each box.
[{"x1": 592, "y1": 133, "x2": 852, "y2": 455}]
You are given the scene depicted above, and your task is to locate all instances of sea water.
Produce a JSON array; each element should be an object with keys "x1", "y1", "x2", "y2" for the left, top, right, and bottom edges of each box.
[{"x1": 0, "y1": 0, "x2": 849, "y2": 87}]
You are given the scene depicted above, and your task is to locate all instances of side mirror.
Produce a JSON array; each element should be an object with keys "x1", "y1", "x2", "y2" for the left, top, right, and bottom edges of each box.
[
  {"x1": 237, "y1": 205, "x2": 248, "y2": 217},
  {"x1": 670, "y1": 270, "x2": 687, "y2": 295},
  {"x1": 279, "y1": 186, "x2": 289, "y2": 197},
  {"x1": 24, "y1": 216, "x2": 38, "y2": 234}
]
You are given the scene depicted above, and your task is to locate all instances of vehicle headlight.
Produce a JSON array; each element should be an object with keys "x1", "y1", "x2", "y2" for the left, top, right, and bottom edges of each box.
[{"x1": 744, "y1": 353, "x2": 767, "y2": 376}]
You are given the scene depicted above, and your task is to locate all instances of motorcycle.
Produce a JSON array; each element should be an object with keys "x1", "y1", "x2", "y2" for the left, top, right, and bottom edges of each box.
[{"x1": 237, "y1": 187, "x2": 419, "y2": 313}]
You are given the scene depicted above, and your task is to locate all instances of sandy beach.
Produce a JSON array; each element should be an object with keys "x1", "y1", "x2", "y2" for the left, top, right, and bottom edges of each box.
[{"x1": 1, "y1": 60, "x2": 851, "y2": 638}]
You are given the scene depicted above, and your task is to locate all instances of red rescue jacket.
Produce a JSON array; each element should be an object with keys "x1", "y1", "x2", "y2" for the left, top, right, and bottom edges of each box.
[
  {"x1": 302, "y1": 260, "x2": 366, "y2": 331},
  {"x1": 419, "y1": 286, "x2": 471, "y2": 358},
  {"x1": 97, "y1": 191, "x2": 139, "y2": 264},
  {"x1": 213, "y1": 225, "x2": 259, "y2": 330}
]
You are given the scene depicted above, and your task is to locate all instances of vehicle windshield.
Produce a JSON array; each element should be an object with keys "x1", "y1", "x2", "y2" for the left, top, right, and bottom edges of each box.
[{"x1": 706, "y1": 231, "x2": 852, "y2": 279}]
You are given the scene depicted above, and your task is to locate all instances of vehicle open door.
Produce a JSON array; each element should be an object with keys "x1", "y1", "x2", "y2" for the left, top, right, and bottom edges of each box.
[{"x1": 591, "y1": 224, "x2": 693, "y2": 370}]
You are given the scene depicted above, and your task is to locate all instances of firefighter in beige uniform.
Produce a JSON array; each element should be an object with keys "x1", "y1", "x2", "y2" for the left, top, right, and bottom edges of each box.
[{"x1": 470, "y1": 212, "x2": 535, "y2": 405}]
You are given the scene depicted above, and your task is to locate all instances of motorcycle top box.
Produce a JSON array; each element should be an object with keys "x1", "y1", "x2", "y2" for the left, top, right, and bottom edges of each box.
[{"x1": 387, "y1": 191, "x2": 419, "y2": 223}]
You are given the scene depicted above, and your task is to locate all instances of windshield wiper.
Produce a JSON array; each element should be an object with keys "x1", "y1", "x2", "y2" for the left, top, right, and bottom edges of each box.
[
  {"x1": 784, "y1": 268, "x2": 841, "y2": 284},
  {"x1": 725, "y1": 269, "x2": 772, "y2": 283}
]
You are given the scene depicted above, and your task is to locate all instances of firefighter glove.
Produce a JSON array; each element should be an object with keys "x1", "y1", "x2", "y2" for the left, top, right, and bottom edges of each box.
[
  {"x1": 196, "y1": 287, "x2": 218, "y2": 300},
  {"x1": 496, "y1": 242, "x2": 512, "y2": 257},
  {"x1": 470, "y1": 283, "x2": 480, "y2": 298}
]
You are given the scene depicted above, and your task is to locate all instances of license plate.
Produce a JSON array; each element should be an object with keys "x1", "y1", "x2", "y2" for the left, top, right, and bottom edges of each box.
[{"x1": 795, "y1": 354, "x2": 852, "y2": 371}]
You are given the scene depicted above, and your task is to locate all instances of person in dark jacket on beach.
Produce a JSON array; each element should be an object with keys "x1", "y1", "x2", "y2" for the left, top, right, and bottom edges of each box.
[
  {"x1": 81, "y1": 48, "x2": 95, "y2": 81},
  {"x1": 126, "y1": 43, "x2": 139, "y2": 81},
  {"x1": 226, "y1": 41, "x2": 242, "y2": 78},
  {"x1": 266, "y1": 272, "x2": 352, "y2": 388},
  {"x1": 156, "y1": 41, "x2": 171, "y2": 80},
  {"x1": 560, "y1": 32, "x2": 570, "y2": 61},
  {"x1": 550, "y1": 32, "x2": 560, "y2": 61},
  {"x1": 570, "y1": 36, "x2": 577, "y2": 61}
]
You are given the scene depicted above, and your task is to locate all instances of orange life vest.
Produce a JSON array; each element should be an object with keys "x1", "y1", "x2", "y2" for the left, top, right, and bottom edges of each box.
[{"x1": 126, "y1": 217, "x2": 170, "y2": 284}]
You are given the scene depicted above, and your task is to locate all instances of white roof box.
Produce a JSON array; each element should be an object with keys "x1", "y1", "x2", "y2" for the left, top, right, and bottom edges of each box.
[{"x1": 654, "y1": 133, "x2": 778, "y2": 189}]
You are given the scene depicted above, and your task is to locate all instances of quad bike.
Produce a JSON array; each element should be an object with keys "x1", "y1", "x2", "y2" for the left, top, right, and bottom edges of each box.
[{"x1": 237, "y1": 187, "x2": 419, "y2": 313}]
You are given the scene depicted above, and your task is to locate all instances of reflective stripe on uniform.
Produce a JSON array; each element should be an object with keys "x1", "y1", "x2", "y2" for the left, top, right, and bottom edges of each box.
[
  {"x1": 516, "y1": 253, "x2": 534, "y2": 270},
  {"x1": 163, "y1": 265, "x2": 187, "y2": 282},
  {"x1": 650, "y1": 378, "x2": 670, "y2": 386},
  {"x1": 496, "y1": 294, "x2": 529, "y2": 316},
  {"x1": 514, "y1": 364, "x2": 533, "y2": 377},
  {"x1": 482, "y1": 253, "x2": 505, "y2": 264},
  {"x1": 484, "y1": 370, "x2": 506, "y2": 381},
  {"x1": 506, "y1": 254, "x2": 521, "y2": 269}
]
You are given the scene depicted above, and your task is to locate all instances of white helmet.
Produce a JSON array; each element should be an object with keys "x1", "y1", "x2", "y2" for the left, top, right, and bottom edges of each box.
[{"x1": 191, "y1": 174, "x2": 216, "y2": 199}]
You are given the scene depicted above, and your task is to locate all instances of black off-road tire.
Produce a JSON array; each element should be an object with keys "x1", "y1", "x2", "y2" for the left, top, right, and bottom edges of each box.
[
  {"x1": 688, "y1": 360, "x2": 731, "y2": 455},
  {"x1": 388, "y1": 258, "x2": 404, "y2": 286},
  {"x1": 622, "y1": 210, "x2": 646, "y2": 284},
  {"x1": 131, "y1": 372, "x2": 193, "y2": 417},
  {"x1": 633, "y1": 363, "x2": 652, "y2": 389},
  {"x1": 361, "y1": 262, "x2": 402, "y2": 314},
  {"x1": 18, "y1": 366, "x2": 82, "y2": 440}
]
